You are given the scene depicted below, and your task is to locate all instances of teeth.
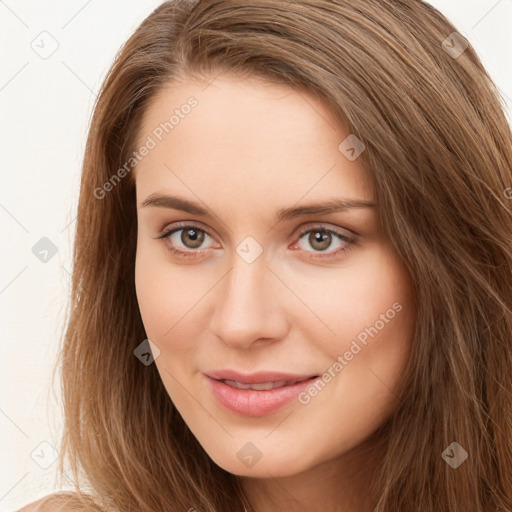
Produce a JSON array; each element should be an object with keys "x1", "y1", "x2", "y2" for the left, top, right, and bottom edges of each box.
[{"x1": 222, "y1": 378, "x2": 310, "y2": 390}]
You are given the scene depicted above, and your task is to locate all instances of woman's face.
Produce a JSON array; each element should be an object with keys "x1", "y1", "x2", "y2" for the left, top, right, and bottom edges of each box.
[{"x1": 134, "y1": 72, "x2": 416, "y2": 478}]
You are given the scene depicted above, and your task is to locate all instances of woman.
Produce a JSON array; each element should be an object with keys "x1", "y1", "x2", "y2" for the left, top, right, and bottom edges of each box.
[{"x1": 16, "y1": 0, "x2": 512, "y2": 511}]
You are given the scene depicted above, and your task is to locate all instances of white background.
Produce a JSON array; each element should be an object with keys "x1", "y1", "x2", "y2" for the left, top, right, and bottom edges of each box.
[{"x1": 1, "y1": 1, "x2": 511, "y2": 510}]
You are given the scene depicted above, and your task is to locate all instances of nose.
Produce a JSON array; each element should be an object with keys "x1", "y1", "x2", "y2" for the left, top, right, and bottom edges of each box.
[{"x1": 209, "y1": 251, "x2": 289, "y2": 350}]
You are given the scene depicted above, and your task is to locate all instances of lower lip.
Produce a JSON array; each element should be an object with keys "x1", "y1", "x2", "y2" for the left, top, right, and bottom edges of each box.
[{"x1": 205, "y1": 375, "x2": 317, "y2": 417}]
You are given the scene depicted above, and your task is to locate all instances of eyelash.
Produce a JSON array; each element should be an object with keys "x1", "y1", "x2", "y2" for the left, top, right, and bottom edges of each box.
[{"x1": 156, "y1": 222, "x2": 355, "y2": 260}]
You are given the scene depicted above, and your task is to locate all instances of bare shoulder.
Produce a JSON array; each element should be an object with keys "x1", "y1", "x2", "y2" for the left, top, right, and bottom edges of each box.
[{"x1": 15, "y1": 492, "x2": 104, "y2": 512}]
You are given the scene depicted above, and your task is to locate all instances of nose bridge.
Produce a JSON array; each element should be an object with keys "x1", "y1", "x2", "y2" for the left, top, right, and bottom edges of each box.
[{"x1": 211, "y1": 249, "x2": 286, "y2": 348}]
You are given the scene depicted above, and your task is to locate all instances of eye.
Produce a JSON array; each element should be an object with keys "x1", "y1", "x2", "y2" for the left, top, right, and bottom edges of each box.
[
  {"x1": 291, "y1": 224, "x2": 355, "y2": 259},
  {"x1": 157, "y1": 222, "x2": 217, "y2": 259}
]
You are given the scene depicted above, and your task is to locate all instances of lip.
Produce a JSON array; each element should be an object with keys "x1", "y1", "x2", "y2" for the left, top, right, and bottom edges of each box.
[{"x1": 204, "y1": 370, "x2": 318, "y2": 417}]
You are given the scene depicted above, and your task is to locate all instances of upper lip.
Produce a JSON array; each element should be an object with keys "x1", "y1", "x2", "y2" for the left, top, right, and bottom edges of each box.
[{"x1": 205, "y1": 370, "x2": 318, "y2": 384}]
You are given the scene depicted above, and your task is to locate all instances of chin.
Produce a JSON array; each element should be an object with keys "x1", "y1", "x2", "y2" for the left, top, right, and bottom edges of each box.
[{"x1": 199, "y1": 435, "x2": 323, "y2": 478}]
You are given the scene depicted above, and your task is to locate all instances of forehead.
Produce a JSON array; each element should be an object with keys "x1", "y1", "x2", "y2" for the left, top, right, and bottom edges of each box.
[{"x1": 133, "y1": 73, "x2": 374, "y2": 211}]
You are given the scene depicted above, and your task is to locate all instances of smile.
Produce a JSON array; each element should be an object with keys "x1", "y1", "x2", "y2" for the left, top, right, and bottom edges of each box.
[
  {"x1": 204, "y1": 371, "x2": 319, "y2": 416},
  {"x1": 221, "y1": 376, "x2": 311, "y2": 390}
]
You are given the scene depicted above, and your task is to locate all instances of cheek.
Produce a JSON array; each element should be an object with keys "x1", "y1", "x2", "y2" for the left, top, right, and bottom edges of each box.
[
  {"x1": 333, "y1": 244, "x2": 415, "y2": 381},
  {"x1": 293, "y1": 243, "x2": 416, "y2": 422},
  {"x1": 135, "y1": 250, "x2": 170, "y2": 340},
  {"x1": 135, "y1": 241, "x2": 183, "y2": 342},
  {"x1": 286, "y1": 241, "x2": 415, "y2": 358},
  {"x1": 134, "y1": 240, "x2": 214, "y2": 354},
  {"x1": 319, "y1": 247, "x2": 415, "y2": 418},
  {"x1": 134, "y1": 244, "x2": 212, "y2": 426}
]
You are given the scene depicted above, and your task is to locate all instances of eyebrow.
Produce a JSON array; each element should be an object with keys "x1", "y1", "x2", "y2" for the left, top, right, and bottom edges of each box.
[{"x1": 140, "y1": 193, "x2": 376, "y2": 222}]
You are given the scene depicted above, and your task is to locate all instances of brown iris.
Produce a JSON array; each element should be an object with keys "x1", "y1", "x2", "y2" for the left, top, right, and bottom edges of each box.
[
  {"x1": 181, "y1": 228, "x2": 205, "y2": 249},
  {"x1": 308, "y1": 230, "x2": 332, "y2": 251}
]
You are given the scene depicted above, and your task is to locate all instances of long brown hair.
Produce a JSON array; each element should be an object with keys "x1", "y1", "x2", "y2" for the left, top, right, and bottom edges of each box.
[{"x1": 46, "y1": 1, "x2": 512, "y2": 510}]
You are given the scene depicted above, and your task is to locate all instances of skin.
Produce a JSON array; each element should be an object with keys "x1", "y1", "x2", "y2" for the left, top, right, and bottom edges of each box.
[{"x1": 133, "y1": 71, "x2": 417, "y2": 512}]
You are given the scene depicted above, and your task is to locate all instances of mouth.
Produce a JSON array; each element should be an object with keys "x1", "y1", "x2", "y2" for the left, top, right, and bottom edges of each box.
[
  {"x1": 219, "y1": 375, "x2": 313, "y2": 391},
  {"x1": 206, "y1": 369, "x2": 318, "y2": 384},
  {"x1": 204, "y1": 370, "x2": 319, "y2": 416}
]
